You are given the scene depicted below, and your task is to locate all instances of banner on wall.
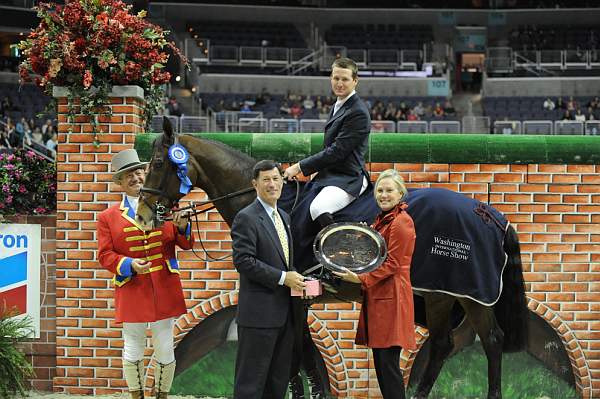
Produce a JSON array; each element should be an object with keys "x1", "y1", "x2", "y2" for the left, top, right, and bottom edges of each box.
[
  {"x1": 0, "y1": 224, "x2": 41, "y2": 338},
  {"x1": 427, "y1": 79, "x2": 450, "y2": 97}
]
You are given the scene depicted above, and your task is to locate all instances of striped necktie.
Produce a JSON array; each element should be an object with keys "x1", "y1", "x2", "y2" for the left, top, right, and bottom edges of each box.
[{"x1": 272, "y1": 210, "x2": 289, "y2": 267}]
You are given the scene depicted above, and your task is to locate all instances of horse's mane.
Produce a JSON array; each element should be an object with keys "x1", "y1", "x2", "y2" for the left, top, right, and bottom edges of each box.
[{"x1": 182, "y1": 134, "x2": 256, "y2": 181}]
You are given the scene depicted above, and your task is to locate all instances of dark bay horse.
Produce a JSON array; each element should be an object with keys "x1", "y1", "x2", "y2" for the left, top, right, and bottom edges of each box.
[{"x1": 136, "y1": 119, "x2": 528, "y2": 399}]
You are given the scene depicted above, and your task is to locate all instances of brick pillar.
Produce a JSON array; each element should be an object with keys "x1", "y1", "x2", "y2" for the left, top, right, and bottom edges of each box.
[{"x1": 53, "y1": 86, "x2": 145, "y2": 394}]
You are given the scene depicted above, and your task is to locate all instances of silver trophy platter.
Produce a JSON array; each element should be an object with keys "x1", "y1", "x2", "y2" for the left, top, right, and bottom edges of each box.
[{"x1": 313, "y1": 222, "x2": 387, "y2": 274}]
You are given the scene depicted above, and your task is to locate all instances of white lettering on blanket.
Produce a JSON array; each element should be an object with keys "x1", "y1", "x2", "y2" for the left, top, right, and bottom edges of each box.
[{"x1": 430, "y1": 236, "x2": 471, "y2": 261}]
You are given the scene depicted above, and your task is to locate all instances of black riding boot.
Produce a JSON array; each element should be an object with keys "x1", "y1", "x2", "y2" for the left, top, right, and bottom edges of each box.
[
  {"x1": 315, "y1": 212, "x2": 334, "y2": 229},
  {"x1": 289, "y1": 373, "x2": 305, "y2": 399},
  {"x1": 306, "y1": 367, "x2": 326, "y2": 399}
]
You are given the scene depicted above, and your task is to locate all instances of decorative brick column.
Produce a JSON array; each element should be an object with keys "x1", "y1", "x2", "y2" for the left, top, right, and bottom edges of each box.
[{"x1": 53, "y1": 86, "x2": 145, "y2": 394}]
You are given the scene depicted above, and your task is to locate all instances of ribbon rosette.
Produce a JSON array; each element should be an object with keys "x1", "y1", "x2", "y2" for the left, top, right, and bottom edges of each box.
[{"x1": 168, "y1": 144, "x2": 193, "y2": 194}]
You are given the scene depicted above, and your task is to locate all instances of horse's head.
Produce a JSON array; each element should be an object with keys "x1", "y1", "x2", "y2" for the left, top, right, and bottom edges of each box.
[{"x1": 136, "y1": 117, "x2": 193, "y2": 230}]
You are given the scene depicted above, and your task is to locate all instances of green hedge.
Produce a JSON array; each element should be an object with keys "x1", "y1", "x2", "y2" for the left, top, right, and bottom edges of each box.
[{"x1": 135, "y1": 133, "x2": 600, "y2": 164}]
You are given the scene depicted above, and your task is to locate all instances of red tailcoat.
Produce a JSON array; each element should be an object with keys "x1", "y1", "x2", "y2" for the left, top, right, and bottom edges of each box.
[
  {"x1": 356, "y1": 203, "x2": 417, "y2": 350},
  {"x1": 97, "y1": 198, "x2": 194, "y2": 323}
]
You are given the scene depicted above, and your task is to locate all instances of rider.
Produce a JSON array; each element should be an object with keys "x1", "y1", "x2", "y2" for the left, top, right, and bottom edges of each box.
[{"x1": 283, "y1": 57, "x2": 371, "y2": 228}]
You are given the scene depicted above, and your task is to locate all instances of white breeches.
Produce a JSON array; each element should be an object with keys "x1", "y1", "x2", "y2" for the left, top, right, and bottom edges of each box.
[
  {"x1": 309, "y1": 176, "x2": 368, "y2": 220},
  {"x1": 122, "y1": 318, "x2": 175, "y2": 364}
]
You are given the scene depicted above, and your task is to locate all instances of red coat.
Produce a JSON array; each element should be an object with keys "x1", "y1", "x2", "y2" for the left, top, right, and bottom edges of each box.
[
  {"x1": 356, "y1": 203, "x2": 417, "y2": 350},
  {"x1": 97, "y1": 198, "x2": 194, "y2": 323}
]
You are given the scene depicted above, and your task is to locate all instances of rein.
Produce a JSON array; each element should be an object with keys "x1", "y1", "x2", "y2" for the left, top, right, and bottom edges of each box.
[{"x1": 141, "y1": 134, "x2": 302, "y2": 262}]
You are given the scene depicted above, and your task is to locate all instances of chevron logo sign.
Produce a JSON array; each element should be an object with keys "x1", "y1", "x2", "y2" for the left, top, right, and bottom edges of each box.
[{"x1": 0, "y1": 224, "x2": 41, "y2": 338}]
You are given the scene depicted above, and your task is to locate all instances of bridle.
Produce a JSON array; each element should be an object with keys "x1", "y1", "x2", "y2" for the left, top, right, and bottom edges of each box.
[{"x1": 139, "y1": 135, "x2": 302, "y2": 261}]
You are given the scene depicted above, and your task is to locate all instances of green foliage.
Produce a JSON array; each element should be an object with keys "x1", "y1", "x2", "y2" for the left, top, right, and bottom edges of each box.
[
  {"x1": 171, "y1": 341, "x2": 236, "y2": 397},
  {"x1": 0, "y1": 149, "x2": 56, "y2": 216},
  {"x1": 0, "y1": 309, "x2": 34, "y2": 399},
  {"x1": 407, "y1": 345, "x2": 579, "y2": 399}
]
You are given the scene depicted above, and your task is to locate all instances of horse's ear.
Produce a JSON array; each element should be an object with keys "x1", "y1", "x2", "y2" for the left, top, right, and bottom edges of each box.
[{"x1": 162, "y1": 116, "x2": 174, "y2": 145}]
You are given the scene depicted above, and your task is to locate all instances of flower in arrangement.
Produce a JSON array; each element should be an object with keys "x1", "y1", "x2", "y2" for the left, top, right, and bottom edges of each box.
[
  {"x1": 15, "y1": 0, "x2": 187, "y2": 143},
  {"x1": 0, "y1": 149, "x2": 56, "y2": 216}
]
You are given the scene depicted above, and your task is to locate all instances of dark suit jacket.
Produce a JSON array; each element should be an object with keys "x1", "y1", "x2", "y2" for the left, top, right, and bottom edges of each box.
[
  {"x1": 299, "y1": 94, "x2": 371, "y2": 197},
  {"x1": 231, "y1": 199, "x2": 295, "y2": 328}
]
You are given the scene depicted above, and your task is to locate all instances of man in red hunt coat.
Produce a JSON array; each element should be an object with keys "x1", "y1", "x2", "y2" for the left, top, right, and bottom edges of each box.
[{"x1": 97, "y1": 149, "x2": 193, "y2": 399}]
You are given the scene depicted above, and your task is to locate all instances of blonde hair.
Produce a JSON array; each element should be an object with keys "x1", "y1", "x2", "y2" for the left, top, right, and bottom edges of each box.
[{"x1": 374, "y1": 169, "x2": 408, "y2": 201}]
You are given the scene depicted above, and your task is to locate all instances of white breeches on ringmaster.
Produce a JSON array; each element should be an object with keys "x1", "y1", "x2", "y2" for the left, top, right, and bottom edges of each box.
[
  {"x1": 310, "y1": 176, "x2": 368, "y2": 220},
  {"x1": 122, "y1": 318, "x2": 175, "y2": 364}
]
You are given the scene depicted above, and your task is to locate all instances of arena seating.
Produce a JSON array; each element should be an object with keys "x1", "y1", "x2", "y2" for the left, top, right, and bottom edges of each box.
[
  {"x1": 0, "y1": 82, "x2": 51, "y2": 124},
  {"x1": 188, "y1": 20, "x2": 306, "y2": 48}
]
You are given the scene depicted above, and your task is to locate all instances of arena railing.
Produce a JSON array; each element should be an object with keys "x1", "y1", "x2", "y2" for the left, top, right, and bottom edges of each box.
[
  {"x1": 239, "y1": 117, "x2": 269, "y2": 133},
  {"x1": 397, "y1": 121, "x2": 428, "y2": 134},
  {"x1": 554, "y1": 120, "x2": 585, "y2": 135},
  {"x1": 493, "y1": 120, "x2": 522, "y2": 135},
  {"x1": 151, "y1": 115, "x2": 600, "y2": 135},
  {"x1": 268, "y1": 118, "x2": 298, "y2": 133}
]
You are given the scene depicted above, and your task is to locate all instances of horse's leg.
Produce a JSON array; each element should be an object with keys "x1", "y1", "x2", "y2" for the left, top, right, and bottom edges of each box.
[
  {"x1": 414, "y1": 292, "x2": 456, "y2": 399},
  {"x1": 458, "y1": 298, "x2": 504, "y2": 399}
]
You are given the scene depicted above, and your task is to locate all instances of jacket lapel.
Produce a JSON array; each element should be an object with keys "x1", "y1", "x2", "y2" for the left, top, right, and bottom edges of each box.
[
  {"x1": 119, "y1": 197, "x2": 145, "y2": 232},
  {"x1": 255, "y1": 201, "x2": 288, "y2": 268},
  {"x1": 324, "y1": 95, "x2": 358, "y2": 130}
]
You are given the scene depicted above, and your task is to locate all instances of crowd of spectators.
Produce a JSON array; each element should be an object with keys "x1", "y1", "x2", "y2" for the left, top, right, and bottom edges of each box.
[
  {"x1": 543, "y1": 96, "x2": 600, "y2": 121},
  {"x1": 0, "y1": 96, "x2": 57, "y2": 158},
  {"x1": 202, "y1": 90, "x2": 456, "y2": 124}
]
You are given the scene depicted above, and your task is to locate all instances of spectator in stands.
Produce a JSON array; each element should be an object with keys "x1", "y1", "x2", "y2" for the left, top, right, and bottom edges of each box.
[
  {"x1": 41, "y1": 119, "x2": 53, "y2": 138},
  {"x1": 31, "y1": 127, "x2": 44, "y2": 145},
  {"x1": 587, "y1": 97, "x2": 599, "y2": 110},
  {"x1": 255, "y1": 88, "x2": 270, "y2": 105},
  {"x1": 240, "y1": 103, "x2": 252, "y2": 113},
  {"x1": 1, "y1": 96, "x2": 12, "y2": 112},
  {"x1": 561, "y1": 110, "x2": 573, "y2": 121},
  {"x1": 384, "y1": 103, "x2": 397, "y2": 121},
  {"x1": 167, "y1": 96, "x2": 182, "y2": 117},
  {"x1": 318, "y1": 104, "x2": 330, "y2": 120},
  {"x1": 398, "y1": 101, "x2": 409, "y2": 115},
  {"x1": 433, "y1": 102, "x2": 445, "y2": 118},
  {"x1": 303, "y1": 96, "x2": 315, "y2": 110},
  {"x1": 0, "y1": 129, "x2": 11, "y2": 150},
  {"x1": 543, "y1": 97, "x2": 555, "y2": 111},
  {"x1": 214, "y1": 99, "x2": 226, "y2": 112},
  {"x1": 289, "y1": 102, "x2": 303, "y2": 119},
  {"x1": 567, "y1": 96, "x2": 577, "y2": 112},
  {"x1": 556, "y1": 97, "x2": 566, "y2": 110},
  {"x1": 414, "y1": 101, "x2": 425, "y2": 118},
  {"x1": 407, "y1": 109, "x2": 419, "y2": 121},
  {"x1": 44, "y1": 124, "x2": 56, "y2": 145},
  {"x1": 587, "y1": 107, "x2": 597, "y2": 121},
  {"x1": 394, "y1": 108, "x2": 406, "y2": 121},
  {"x1": 280, "y1": 101, "x2": 291, "y2": 117},
  {"x1": 443, "y1": 100, "x2": 456, "y2": 116},
  {"x1": 46, "y1": 132, "x2": 58, "y2": 157},
  {"x1": 574, "y1": 109, "x2": 586, "y2": 122}
]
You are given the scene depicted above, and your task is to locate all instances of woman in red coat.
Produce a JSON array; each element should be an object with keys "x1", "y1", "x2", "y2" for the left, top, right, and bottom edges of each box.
[{"x1": 334, "y1": 168, "x2": 416, "y2": 399}]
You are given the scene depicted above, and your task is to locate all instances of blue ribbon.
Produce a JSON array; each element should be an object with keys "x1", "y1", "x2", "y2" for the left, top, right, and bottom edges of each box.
[{"x1": 168, "y1": 144, "x2": 193, "y2": 195}]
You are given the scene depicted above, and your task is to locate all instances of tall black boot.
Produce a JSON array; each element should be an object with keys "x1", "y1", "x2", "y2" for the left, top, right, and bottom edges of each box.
[
  {"x1": 315, "y1": 212, "x2": 334, "y2": 229},
  {"x1": 289, "y1": 373, "x2": 305, "y2": 399}
]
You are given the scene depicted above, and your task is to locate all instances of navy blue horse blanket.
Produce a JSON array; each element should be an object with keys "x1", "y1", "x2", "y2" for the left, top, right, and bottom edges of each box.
[
  {"x1": 406, "y1": 188, "x2": 508, "y2": 306},
  {"x1": 281, "y1": 184, "x2": 508, "y2": 306}
]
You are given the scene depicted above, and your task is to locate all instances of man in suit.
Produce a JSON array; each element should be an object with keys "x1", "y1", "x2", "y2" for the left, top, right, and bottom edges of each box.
[
  {"x1": 231, "y1": 160, "x2": 306, "y2": 399},
  {"x1": 283, "y1": 57, "x2": 372, "y2": 228}
]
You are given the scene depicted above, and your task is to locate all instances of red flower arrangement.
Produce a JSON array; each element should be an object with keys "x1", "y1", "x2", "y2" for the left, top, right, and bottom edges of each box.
[{"x1": 15, "y1": 0, "x2": 186, "y2": 138}]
